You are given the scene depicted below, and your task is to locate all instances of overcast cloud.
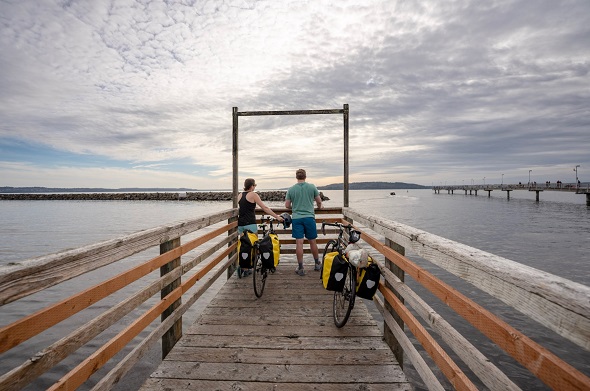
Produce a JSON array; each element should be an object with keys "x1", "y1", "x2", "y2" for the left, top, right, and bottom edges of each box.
[{"x1": 1, "y1": 0, "x2": 589, "y2": 189}]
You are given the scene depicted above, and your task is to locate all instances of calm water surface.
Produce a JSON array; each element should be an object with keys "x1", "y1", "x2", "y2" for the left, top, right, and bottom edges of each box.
[{"x1": 1, "y1": 189, "x2": 588, "y2": 390}]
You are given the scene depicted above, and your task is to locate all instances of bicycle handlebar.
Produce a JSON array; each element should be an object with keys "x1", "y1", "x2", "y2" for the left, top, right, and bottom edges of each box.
[
  {"x1": 321, "y1": 221, "x2": 354, "y2": 236},
  {"x1": 259, "y1": 215, "x2": 281, "y2": 235}
]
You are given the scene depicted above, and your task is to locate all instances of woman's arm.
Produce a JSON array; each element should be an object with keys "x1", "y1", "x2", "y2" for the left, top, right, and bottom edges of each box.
[{"x1": 251, "y1": 192, "x2": 283, "y2": 221}]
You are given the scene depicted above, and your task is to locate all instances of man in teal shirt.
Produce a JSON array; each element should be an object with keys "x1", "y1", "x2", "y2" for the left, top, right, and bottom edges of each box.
[{"x1": 285, "y1": 169, "x2": 323, "y2": 276}]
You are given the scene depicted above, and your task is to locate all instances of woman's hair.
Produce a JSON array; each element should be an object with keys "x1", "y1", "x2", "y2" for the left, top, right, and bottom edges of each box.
[
  {"x1": 243, "y1": 178, "x2": 256, "y2": 190},
  {"x1": 296, "y1": 169, "x2": 306, "y2": 180}
]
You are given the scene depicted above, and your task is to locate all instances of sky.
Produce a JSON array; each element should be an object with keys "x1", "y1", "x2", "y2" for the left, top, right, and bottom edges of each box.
[{"x1": 1, "y1": 0, "x2": 589, "y2": 190}]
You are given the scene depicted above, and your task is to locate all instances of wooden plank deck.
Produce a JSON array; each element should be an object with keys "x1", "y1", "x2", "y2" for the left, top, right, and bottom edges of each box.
[{"x1": 139, "y1": 256, "x2": 411, "y2": 390}]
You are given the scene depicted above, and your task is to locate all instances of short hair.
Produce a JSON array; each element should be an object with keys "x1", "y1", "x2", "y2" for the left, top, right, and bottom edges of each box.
[
  {"x1": 243, "y1": 178, "x2": 256, "y2": 190},
  {"x1": 295, "y1": 169, "x2": 306, "y2": 180}
]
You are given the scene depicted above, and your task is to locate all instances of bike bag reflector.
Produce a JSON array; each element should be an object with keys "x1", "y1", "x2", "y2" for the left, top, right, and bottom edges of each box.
[
  {"x1": 322, "y1": 252, "x2": 348, "y2": 291},
  {"x1": 258, "y1": 232, "x2": 280, "y2": 269},
  {"x1": 238, "y1": 230, "x2": 258, "y2": 269},
  {"x1": 356, "y1": 257, "x2": 380, "y2": 299}
]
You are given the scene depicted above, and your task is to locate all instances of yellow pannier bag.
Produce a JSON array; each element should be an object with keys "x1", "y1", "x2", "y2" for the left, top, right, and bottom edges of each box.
[
  {"x1": 321, "y1": 252, "x2": 348, "y2": 291},
  {"x1": 356, "y1": 256, "x2": 380, "y2": 300},
  {"x1": 237, "y1": 230, "x2": 258, "y2": 269},
  {"x1": 259, "y1": 232, "x2": 280, "y2": 269}
]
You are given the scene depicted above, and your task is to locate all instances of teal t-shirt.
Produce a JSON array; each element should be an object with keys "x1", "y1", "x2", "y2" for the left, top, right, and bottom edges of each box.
[{"x1": 285, "y1": 182, "x2": 320, "y2": 219}]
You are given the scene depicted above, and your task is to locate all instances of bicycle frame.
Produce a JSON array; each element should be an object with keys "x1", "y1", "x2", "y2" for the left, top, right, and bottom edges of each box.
[
  {"x1": 321, "y1": 221, "x2": 359, "y2": 327},
  {"x1": 253, "y1": 216, "x2": 277, "y2": 298}
]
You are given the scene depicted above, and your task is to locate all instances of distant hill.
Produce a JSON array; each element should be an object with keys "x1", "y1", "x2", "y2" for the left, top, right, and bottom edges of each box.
[
  {"x1": 317, "y1": 181, "x2": 429, "y2": 190},
  {"x1": 0, "y1": 187, "x2": 198, "y2": 193}
]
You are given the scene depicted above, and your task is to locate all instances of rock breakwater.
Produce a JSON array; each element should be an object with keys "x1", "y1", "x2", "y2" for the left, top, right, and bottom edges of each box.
[{"x1": 0, "y1": 191, "x2": 329, "y2": 202}]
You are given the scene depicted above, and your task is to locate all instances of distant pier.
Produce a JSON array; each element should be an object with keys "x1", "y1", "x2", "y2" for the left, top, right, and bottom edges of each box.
[{"x1": 433, "y1": 183, "x2": 590, "y2": 205}]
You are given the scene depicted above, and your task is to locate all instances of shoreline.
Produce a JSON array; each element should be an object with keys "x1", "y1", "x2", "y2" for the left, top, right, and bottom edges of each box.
[{"x1": 0, "y1": 191, "x2": 316, "y2": 202}]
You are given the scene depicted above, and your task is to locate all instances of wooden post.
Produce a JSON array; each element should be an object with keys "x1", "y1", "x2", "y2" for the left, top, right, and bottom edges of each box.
[
  {"x1": 160, "y1": 237, "x2": 182, "y2": 359},
  {"x1": 232, "y1": 107, "x2": 239, "y2": 209},
  {"x1": 384, "y1": 237, "x2": 405, "y2": 368},
  {"x1": 343, "y1": 104, "x2": 349, "y2": 207},
  {"x1": 228, "y1": 215, "x2": 238, "y2": 278},
  {"x1": 230, "y1": 107, "x2": 239, "y2": 279}
]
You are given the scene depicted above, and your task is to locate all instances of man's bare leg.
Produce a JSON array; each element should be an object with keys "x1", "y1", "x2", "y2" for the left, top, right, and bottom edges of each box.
[{"x1": 295, "y1": 238, "x2": 305, "y2": 275}]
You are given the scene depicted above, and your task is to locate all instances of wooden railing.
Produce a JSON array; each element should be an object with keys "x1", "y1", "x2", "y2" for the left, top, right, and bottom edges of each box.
[
  {"x1": 343, "y1": 207, "x2": 590, "y2": 391},
  {"x1": 1, "y1": 206, "x2": 588, "y2": 390},
  {"x1": 0, "y1": 209, "x2": 239, "y2": 391}
]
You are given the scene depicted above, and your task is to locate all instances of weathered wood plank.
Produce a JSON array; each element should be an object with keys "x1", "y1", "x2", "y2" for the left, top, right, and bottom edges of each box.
[
  {"x1": 177, "y1": 334, "x2": 390, "y2": 350},
  {"x1": 187, "y1": 324, "x2": 382, "y2": 337},
  {"x1": 149, "y1": 361, "x2": 407, "y2": 383},
  {"x1": 194, "y1": 315, "x2": 376, "y2": 327},
  {"x1": 140, "y1": 378, "x2": 412, "y2": 391},
  {"x1": 165, "y1": 347, "x2": 396, "y2": 364}
]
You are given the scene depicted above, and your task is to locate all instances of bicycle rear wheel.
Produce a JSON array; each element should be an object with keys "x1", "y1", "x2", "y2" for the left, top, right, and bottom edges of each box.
[
  {"x1": 253, "y1": 253, "x2": 267, "y2": 298},
  {"x1": 333, "y1": 265, "x2": 356, "y2": 328}
]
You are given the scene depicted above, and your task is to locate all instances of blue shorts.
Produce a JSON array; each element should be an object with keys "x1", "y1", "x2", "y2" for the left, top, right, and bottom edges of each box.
[
  {"x1": 291, "y1": 217, "x2": 318, "y2": 240},
  {"x1": 238, "y1": 224, "x2": 257, "y2": 234}
]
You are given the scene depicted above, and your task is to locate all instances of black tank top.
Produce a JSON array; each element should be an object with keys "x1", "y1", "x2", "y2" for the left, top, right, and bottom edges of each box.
[{"x1": 238, "y1": 192, "x2": 256, "y2": 226}]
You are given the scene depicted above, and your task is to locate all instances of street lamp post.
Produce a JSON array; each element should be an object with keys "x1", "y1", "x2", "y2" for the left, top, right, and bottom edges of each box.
[
  {"x1": 575, "y1": 165, "x2": 580, "y2": 188},
  {"x1": 529, "y1": 170, "x2": 532, "y2": 188},
  {"x1": 501, "y1": 174, "x2": 504, "y2": 187}
]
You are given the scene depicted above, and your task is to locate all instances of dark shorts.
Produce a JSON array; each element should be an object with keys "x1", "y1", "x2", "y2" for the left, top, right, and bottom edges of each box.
[
  {"x1": 291, "y1": 217, "x2": 318, "y2": 240},
  {"x1": 238, "y1": 224, "x2": 257, "y2": 234}
]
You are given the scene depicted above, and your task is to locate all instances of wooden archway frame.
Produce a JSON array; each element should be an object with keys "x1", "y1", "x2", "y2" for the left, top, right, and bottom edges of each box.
[{"x1": 232, "y1": 104, "x2": 349, "y2": 207}]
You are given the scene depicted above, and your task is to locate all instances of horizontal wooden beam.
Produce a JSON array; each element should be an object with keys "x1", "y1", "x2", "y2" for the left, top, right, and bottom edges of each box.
[{"x1": 237, "y1": 109, "x2": 344, "y2": 116}]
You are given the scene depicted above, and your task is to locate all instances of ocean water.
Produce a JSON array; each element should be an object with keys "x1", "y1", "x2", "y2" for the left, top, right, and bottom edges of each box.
[{"x1": 0, "y1": 189, "x2": 588, "y2": 390}]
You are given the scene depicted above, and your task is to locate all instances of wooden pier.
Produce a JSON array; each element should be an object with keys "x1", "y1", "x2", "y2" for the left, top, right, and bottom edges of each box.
[
  {"x1": 139, "y1": 255, "x2": 411, "y2": 390},
  {"x1": 2, "y1": 207, "x2": 589, "y2": 390},
  {"x1": 433, "y1": 184, "x2": 590, "y2": 204}
]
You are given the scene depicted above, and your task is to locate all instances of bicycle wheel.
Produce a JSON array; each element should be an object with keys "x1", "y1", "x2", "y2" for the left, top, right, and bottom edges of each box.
[
  {"x1": 322, "y1": 239, "x2": 339, "y2": 266},
  {"x1": 333, "y1": 265, "x2": 356, "y2": 328},
  {"x1": 253, "y1": 252, "x2": 267, "y2": 298}
]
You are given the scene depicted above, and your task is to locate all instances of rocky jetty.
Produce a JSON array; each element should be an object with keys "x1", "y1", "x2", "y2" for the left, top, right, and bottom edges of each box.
[{"x1": 0, "y1": 191, "x2": 329, "y2": 202}]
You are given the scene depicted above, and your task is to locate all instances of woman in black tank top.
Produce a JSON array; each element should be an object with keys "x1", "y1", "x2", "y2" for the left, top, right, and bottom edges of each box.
[{"x1": 237, "y1": 178, "x2": 284, "y2": 276}]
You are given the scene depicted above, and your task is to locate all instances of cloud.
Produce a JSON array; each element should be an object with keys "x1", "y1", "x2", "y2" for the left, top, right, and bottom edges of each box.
[{"x1": 1, "y1": 0, "x2": 589, "y2": 189}]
